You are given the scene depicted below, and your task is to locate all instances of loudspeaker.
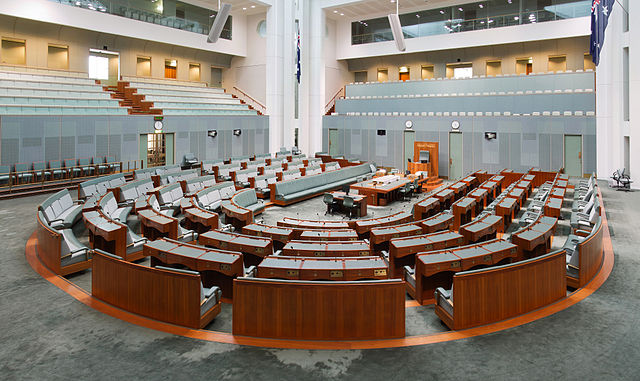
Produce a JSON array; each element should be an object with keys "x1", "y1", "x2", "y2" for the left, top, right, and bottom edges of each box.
[
  {"x1": 207, "y1": 3, "x2": 232, "y2": 43},
  {"x1": 387, "y1": 13, "x2": 406, "y2": 52}
]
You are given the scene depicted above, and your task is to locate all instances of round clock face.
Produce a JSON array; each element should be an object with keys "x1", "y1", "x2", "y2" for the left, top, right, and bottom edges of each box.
[
  {"x1": 405, "y1": 120, "x2": 413, "y2": 128},
  {"x1": 154, "y1": 121, "x2": 163, "y2": 131},
  {"x1": 451, "y1": 120, "x2": 460, "y2": 130}
]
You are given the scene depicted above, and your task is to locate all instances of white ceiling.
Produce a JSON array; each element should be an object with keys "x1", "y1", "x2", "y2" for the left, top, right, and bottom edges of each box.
[
  {"x1": 325, "y1": 0, "x2": 482, "y2": 21},
  {"x1": 180, "y1": 0, "x2": 269, "y2": 16}
]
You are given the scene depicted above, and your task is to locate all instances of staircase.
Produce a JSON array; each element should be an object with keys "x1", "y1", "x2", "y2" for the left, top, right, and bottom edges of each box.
[
  {"x1": 231, "y1": 94, "x2": 263, "y2": 115},
  {"x1": 423, "y1": 176, "x2": 444, "y2": 192},
  {"x1": 101, "y1": 81, "x2": 162, "y2": 115}
]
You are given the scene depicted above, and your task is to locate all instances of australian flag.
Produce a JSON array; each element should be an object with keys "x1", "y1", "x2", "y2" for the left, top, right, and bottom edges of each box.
[
  {"x1": 296, "y1": 26, "x2": 301, "y2": 83},
  {"x1": 590, "y1": 0, "x2": 615, "y2": 66}
]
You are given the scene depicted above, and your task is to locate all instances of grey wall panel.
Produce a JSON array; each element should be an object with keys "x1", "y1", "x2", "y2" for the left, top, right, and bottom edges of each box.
[
  {"x1": 45, "y1": 137, "x2": 60, "y2": 163},
  {"x1": 122, "y1": 133, "x2": 137, "y2": 163},
  {"x1": 1, "y1": 138, "x2": 18, "y2": 165},
  {"x1": 521, "y1": 132, "x2": 539, "y2": 168},
  {"x1": 108, "y1": 135, "x2": 121, "y2": 160},
  {"x1": 351, "y1": 129, "x2": 362, "y2": 156},
  {"x1": 463, "y1": 129, "x2": 473, "y2": 175},
  {"x1": 499, "y1": 131, "x2": 510, "y2": 171},
  {"x1": 510, "y1": 133, "x2": 522, "y2": 171},
  {"x1": 439, "y1": 130, "x2": 449, "y2": 177},
  {"x1": 61, "y1": 136, "x2": 75, "y2": 160},
  {"x1": 95, "y1": 135, "x2": 109, "y2": 159},
  {"x1": 583, "y1": 133, "x2": 596, "y2": 175},
  {"x1": 551, "y1": 133, "x2": 564, "y2": 171},
  {"x1": 538, "y1": 133, "x2": 551, "y2": 170}
]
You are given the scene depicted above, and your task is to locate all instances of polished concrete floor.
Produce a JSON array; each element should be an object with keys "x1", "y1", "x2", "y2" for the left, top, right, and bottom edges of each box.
[{"x1": 1, "y1": 182, "x2": 638, "y2": 380}]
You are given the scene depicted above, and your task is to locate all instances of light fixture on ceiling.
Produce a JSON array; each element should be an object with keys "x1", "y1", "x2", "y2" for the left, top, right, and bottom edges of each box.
[
  {"x1": 207, "y1": 1, "x2": 232, "y2": 43},
  {"x1": 458, "y1": 7, "x2": 463, "y2": 11},
  {"x1": 479, "y1": 4, "x2": 484, "y2": 8},
  {"x1": 242, "y1": 7, "x2": 246, "y2": 10},
  {"x1": 251, "y1": 5, "x2": 255, "y2": 8},
  {"x1": 387, "y1": 0, "x2": 405, "y2": 52}
]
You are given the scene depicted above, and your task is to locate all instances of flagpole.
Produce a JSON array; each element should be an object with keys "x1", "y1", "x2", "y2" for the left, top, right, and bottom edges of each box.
[{"x1": 614, "y1": 0, "x2": 629, "y2": 14}]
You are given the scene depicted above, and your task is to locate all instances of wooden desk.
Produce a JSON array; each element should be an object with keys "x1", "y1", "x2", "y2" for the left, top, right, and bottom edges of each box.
[
  {"x1": 137, "y1": 208, "x2": 178, "y2": 241},
  {"x1": 550, "y1": 187, "x2": 566, "y2": 199},
  {"x1": 544, "y1": 196, "x2": 563, "y2": 218},
  {"x1": 433, "y1": 188, "x2": 455, "y2": 209},
  {"x1": 369, "y1": 223, "x2": 423, "y2": 253},
  {"x1": 480, "y1": 180, "x2": 499, "y2": 201},
  {"x1": 495, "y1": 197, "x2": 518, "y2": 228},
  {"x1": 199, "y1": 230, "x2": 273, "y2": 267},
  {"x1": 449, "y1": 182, "x2": 468, "y2": 201},
  {"x1": 460, "y1": 175, "x2": 479, "y2": 190},
  {"x1": 144, "y1": 238, "x2": 243, "y2": 299},
  {"x1": 354, "y1": 211, "x2": 413, "y2": 238},
  {"x1": 329, "y1": 191, "x2": 367, "y2": 217},
  {"x1": 257, "y1": 256, "x2": 388, "y2": 281},
  {"x1": 514, "y1": 180, "x2": 532, "y2": 199},
  {"x1": 388, "y1": 231, "x2": 464, "y2": 278},
  {"x1": 419, "y1": 212, "x2": 454, "y2": 233},
  {"x1": 414, "y1": 197, "x2": 440, "y2": 220},
  {"x1": 409, "y1": 239, "x2": 517, "y2": 305},
  {"x1": 221, "y1": 199, "x2": 253, "y2": 230},
  {"x1": 183, "y1": 207, "x2": 219, "y2": 233},
  {"x1": 511, "y1": 216, "x2": 557, "y2": 260},
  {"x1": 350, "y1": 176, "x2": 410, "y2": 206},
  {"x1": 241, "y1": 223, "x2": 294, "y2": 250},
  {"x1": 83, "y1": 210, "x2": 128, "y2": 259},
  {"x1": 506, "y1": 187, "x2": 526, "y2": 208},
  {"x1": 451, "y1": 197, "x2": 477, "y2": 231},
  {"x1": 298, "y1": 229, "x2": 359, "y2": 242},
  {"x1": 277, "y1": 217, "x2": 350, "y2": 230},
  {"x1": 467, "y1": 187, "x2": 489, "y2": 213},
  {"x1": 282, "y1": 240, "x2": 371, "y2": 257},
  {"x1": 459, "y1": 214, "x2": 502, "y2": 243}
]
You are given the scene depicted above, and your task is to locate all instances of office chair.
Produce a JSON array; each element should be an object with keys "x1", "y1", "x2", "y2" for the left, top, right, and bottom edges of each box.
[
  {"x1": 323, "y1": 193, "x2": 338, "y2": 215},
  {"x1": 342, "y1": 196, "x2": 358, "y2": 218}
]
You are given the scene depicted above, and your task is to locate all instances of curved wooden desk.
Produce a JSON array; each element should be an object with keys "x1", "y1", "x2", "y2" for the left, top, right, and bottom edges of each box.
[
  {"x1": 511, "y1": 216, "x2": 558, "y2": 260},
  {"x1": 137, "y1": 208, "x2": 179, "y2": 241},
  {"x1": 257, "y1": 256, "x2": 388, "y2": 281},
  {"x1": 282, "y1": 240, "x2": 371, "y2": 257},
  {"x1": 277, "y1": 217, "x2": 350, "y2": 230},
  {"x1": 414, "y1": 197, "x2": 441, "y2": 220},
  {"x1": 370, "y1": 223, "x2": 423, "y2": 253},
  {"x1": 198, "y1": 230, "x2": 273, "y2": 267},
  {"x1": 451, "y1": 197, "x2": 477, "y2": 231},
  {"x1": 354, "y1": 211, "x2": 413, "y2": 238},
  {"x1": 409, "y1": 239, "x2": 518, "y2": 305},
  {"x1": 144, "y1": 238, "x2": 243, "y2": 299},
  {"x1": 459, "y1": 214, "x2": 503, "y2": 244},
  {"x1": 388, "y1": 231, "x2": 465, "y2": 278},
  {"x1": 298, "y1": 229, "x2": 359, "y2": 242},
  {"x1": 419, "y1": 212, "x2": 454, "y2": 233}
]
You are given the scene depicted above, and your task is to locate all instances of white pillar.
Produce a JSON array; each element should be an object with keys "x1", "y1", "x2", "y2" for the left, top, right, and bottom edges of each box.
[
  {"x1": 628, "y1": 1, "x2": 640, "y2": 187},
  {"x1": 299, "y1": 0, "x2": 325, "y2": 156},
  {"x1": 596, "y1": 3, "x2": 624, "y2": 180},
  {"x1": 265, "y1": 0, "x2": 295, "y2": 153}
]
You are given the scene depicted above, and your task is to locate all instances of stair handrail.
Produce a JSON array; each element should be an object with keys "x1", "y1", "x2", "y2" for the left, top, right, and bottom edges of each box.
[
  {"x1": 231, "y1": 86, "x2": 267, "y2": 115},
  {"x1": 325, "y1": 87, "x2": 344, "y2": 114}
]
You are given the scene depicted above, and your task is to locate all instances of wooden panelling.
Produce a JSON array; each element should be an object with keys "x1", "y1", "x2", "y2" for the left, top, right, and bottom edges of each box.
[
  {"x1": 570, "y1": 218, "x2": 604, "y2": 288},
  {"x1": 233, "y1": 278, "x2": 405, "y2": 340},
  {"x1": 438, "y1": 250, "x2": 567, "y2": 330},
  {"x1": 92, "y1": 251, "x2": 208, "y2": 329}
]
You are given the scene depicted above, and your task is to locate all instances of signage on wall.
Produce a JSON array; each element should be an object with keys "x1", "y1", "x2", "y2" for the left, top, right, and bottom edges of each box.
[{"x1": 153, "y1": 116, "x2": 164, "y2": 133}]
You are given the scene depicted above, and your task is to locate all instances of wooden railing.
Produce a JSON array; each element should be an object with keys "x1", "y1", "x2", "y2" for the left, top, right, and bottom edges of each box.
[
  {"x1": 325, "y1": 87, "x2": 344, "y2": 115},
  {"x1": 231, "y1": 86, "x2": 267, "y2": 115}
]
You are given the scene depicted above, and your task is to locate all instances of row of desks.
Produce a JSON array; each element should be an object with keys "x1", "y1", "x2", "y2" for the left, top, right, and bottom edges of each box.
[{"x1": 257, "y1": 256, "x2": 388, "y2": 281}]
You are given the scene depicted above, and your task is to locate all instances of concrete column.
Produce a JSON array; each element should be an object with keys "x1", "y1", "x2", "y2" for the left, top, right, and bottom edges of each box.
[{"x1": 627, "y1": 1, "x2": 639, "y2": 186}]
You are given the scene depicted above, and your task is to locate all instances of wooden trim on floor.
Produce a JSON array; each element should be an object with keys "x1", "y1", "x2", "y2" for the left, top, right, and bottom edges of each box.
[{"x1": 25, "y1": 188, "x2": 614, "y2": 350}]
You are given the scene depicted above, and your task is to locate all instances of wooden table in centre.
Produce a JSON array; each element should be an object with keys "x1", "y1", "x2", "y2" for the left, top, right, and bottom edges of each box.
[
  {"x1": 329, "y1": 191, "x2": 367, "y2": 217},
  {"x1": 349, "y1": 175, "x2": 410, "y2": 206}
]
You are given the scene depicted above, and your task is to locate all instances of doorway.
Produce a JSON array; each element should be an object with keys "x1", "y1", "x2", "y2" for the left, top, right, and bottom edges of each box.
[
  {"x1": 140, "y1": 133, "x2": 174, "y2": 168},
  {"x1": 89, "y1": 49, "x2": 119, "y2": 86},
  {"x1": 211, "y1": 67, "x2": 223, "y2": 87},
  {"x1": 449, "y1": 132, "x2": 463, "y2": 180},
  {"x1": 328, "y1": 129, "x2": 340, "y2": 156},
  {"x1": 377, "y1": 68, "x2": 388, "y2": 82},
  {"x1": 165, "y1": 59, "x2": 177, "y2": 79},
  {"x1": 399, "y1": 66, "x2": 410, "y2": 81},
  {"x1": 516, "y1": 58, "x2": 533, "y2": 75},
  {"x1": 403, "y1": 129, "x2": 415, "y2": 172},
  {"x1": 564, "y1": 135, "x2": 583, "y2": 177}
]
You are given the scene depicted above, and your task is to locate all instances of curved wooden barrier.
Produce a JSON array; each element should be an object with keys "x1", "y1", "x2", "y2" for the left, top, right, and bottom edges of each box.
[
  {"x1": 92, "y1": 250, "x2": 220, "y2": 329},
  {"x1": 232, "y1": 277, "x2": 405, "y2": 340},
  {"x1": 435, "y1": 249, "x2": 566, "y2": 330},
  {"x1": 568, "y1": 218, "x2": 604, "y2": 289}
]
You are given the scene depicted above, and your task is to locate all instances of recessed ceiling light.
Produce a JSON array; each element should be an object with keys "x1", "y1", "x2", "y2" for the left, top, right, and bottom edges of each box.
[
  {"x1": 333, "y1": 10, "x2": 338, "y2": 13},
  {"x1": 479, "y1": 4, "x2": 484, "y2": 8},
  {"x1": 340, "y1": 13, "x2": 344, "y2": 16},
  {"x1": 514, "y1": 16, "x2": 519, "y2": 20},
  {"x1": 242, "y1": 7, "x2": 246, "y2": 10},
  {"x1": 251, "y1": 5, "x2": 255, "y2": 8},
  {"x1": 458, "y1": 7, "x2": 463, "y2": 11}
]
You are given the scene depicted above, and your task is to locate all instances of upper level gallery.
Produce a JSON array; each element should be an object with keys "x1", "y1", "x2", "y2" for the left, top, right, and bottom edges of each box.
[{"x1": 326, "y1": 0, "x2": 592, "y2": 60}]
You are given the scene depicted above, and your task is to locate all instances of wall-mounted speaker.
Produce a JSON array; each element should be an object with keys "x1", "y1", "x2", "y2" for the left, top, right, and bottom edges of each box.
[
  {"x1": 207, "y1": 3, "x2": 232, "y2": 43},
  {"x1": 208, "y1": 130, "x2": 218, "y2": 138},
  {"x1": 485, "y1": 132, "x2": 497, "y2": 140},
  {"x1": 377, "y1": 130, "x2": 386, "y2": 136},
  {"x1": 233, "y1": 129, "x2": 242, "y2": 136},
  {"x1": 387, "y1": 13, "x2": 406, "y2": 52}
]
